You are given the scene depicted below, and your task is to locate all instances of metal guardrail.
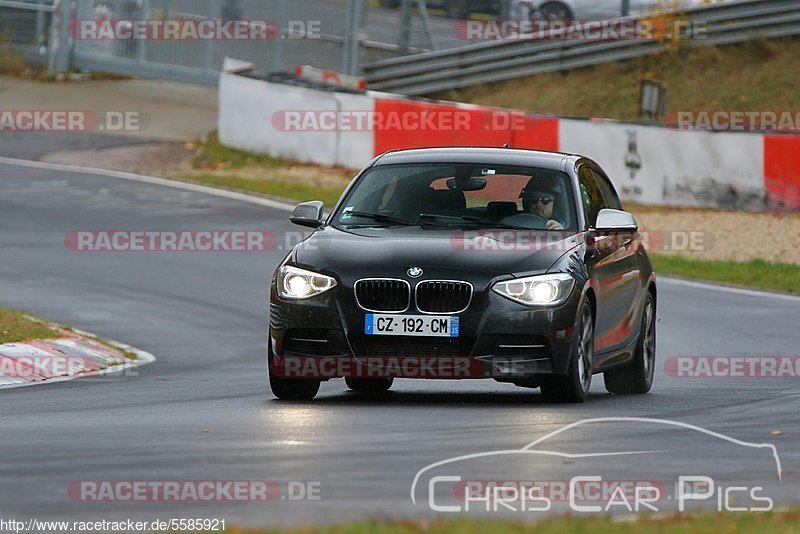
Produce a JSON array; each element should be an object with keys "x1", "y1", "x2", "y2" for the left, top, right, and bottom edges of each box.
[
  {"x1": 363, "y1": 0, "x2": 800, "y2": 95},
  {"x1": 0, "y1": 0, "x2": 53, "y2": 11}
]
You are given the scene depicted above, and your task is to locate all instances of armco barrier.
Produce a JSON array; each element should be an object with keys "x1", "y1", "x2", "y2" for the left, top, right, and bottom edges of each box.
[
  {"x1": 362, "y1": 0, "x2": 800, "y2": 96},
  {"x1": 218, "y1": 60, "x2": 800, "y2": 210}
]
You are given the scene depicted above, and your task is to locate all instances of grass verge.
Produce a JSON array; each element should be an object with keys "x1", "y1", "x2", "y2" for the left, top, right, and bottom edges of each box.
[
  {"x1": 221, "y1": 510, "x2": 800, "y2": 534},
  {"x1": 177, "y1": 132, "x2": 353, "y2": 208},
  {"x1": 650, "y1": 254, "x2": 800, "y2": 294},
  {"x1": 439, "y1": 37, "x2": 800, "y2": 121},
  {"x1": 0, "y1": 307, "x2": 59, "y2": 344},
  {"x1": 0, "y1": 308, "x2": 137, "y2": 360},
  {"x1": 179, "y1": 172, "x2": 346, "y2": 208}
]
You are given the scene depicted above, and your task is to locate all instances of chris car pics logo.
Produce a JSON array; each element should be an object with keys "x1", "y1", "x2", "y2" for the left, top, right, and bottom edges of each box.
[{"x1": 411, "y1": 417, "x2": 781, "y2": 514}]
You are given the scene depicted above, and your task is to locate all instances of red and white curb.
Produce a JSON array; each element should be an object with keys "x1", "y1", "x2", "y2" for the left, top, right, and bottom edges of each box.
[{"x1": 0, "y1": 324, "x2": 155, "y2": 389}]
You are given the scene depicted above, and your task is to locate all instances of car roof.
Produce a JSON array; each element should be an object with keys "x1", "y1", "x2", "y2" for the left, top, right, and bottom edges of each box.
[{"x1": 373, "y1": 147, "x2": 580, "y2": 171}]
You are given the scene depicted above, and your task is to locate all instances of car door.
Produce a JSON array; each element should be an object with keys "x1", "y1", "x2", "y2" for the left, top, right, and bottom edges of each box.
[
  {"x1": 591, "y1": 166, "x2": 643, "y2": 357},
  {"x1": 577, "y1": 165, "x2": 614, "y2": 356},
  {"x1": 578, "y1": 165, "x2": 637, "y2": 363}
]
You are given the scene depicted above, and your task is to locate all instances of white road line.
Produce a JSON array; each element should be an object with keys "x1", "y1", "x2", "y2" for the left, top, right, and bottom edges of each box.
[
  {"x1": 0, "y1": 156, "x2": 295, "y2": 212},
  {"x1": 659, "y1": 276, "x2": 800, "y2": 303}
]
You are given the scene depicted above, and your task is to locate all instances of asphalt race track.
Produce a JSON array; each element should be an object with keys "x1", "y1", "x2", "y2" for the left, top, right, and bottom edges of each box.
[{"x1": 1, "y1": 155, "x2": 799, "y2": 525}]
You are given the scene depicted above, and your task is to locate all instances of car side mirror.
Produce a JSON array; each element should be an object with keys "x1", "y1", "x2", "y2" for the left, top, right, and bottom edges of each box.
[
  {"x1": 594, "y1": 209, "x2": 638, "y2": 232},
  {"x1": 290, "y1": 201, "x2": 324, "y2": 229}
]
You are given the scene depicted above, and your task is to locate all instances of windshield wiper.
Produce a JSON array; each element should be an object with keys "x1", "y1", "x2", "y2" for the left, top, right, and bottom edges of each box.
[
  {"x1": 344, "y1": 211, "x2": 417, "y2": 227},
  {"x1": 418, "y1": 213, "x2": 532, "y2": 230}
]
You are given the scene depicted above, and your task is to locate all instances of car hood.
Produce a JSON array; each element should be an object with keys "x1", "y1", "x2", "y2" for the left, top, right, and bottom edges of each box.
[{"x1": 291, "y1": 226, "x2": 582, "y2": 281}]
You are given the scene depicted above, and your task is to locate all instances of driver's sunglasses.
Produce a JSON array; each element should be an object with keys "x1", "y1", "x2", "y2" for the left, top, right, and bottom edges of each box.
[{"x1": 530, "y1": 196, "x2": 555, "y2": 205}]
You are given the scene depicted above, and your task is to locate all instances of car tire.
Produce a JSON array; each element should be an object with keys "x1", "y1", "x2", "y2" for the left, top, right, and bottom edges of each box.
[
  {"x1": 268, "y1": 347, "x2": 321, "y2": 401},
  {"x1": 345, "y1": 377, "x2": 394, "y2": 393},
  {"x1": 604, "y1": 292, "x2": 656, "y2": 395},
  {"x1": 541, "y1": 300, "x2": 593, "y2": 403},
  {"x1": 537, "y1": 1, "x2": 573, "y2": 22}
]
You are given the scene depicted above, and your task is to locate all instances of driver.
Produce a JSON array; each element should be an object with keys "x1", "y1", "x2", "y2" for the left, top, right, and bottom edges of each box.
[{"x1": 520, "y1": 176, "x2": 566, "y2": 230}]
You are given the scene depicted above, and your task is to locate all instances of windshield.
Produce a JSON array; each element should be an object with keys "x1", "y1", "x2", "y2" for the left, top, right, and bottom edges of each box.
[{"x1": 332, "y1": 163, "x2": 577, "y2": 231}]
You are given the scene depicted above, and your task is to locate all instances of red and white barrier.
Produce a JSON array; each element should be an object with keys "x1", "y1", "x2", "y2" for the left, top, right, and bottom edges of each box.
[
  {"x1": 294, "y1": 65, "x2": 367, "y2": 90},
  {"x1": 764, "y1": 135, "x2": 800, "y2": 210},
  {"x1": 559, "y1": 119, "x2": 766, "y2": 209},
  {"x1": 219, "y1": 71, "x2": 375, "y2": 167},
  {"x1": 218, "y1": 60, "x2": 800, "y2": 210}
]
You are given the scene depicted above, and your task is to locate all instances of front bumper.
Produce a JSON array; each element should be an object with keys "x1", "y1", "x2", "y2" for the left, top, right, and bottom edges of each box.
[{"x1": 269, "y1": 278, "x2": 582, "y2": 381}]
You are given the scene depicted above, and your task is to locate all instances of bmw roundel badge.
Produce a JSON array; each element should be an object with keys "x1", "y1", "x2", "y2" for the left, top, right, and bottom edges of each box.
[{"x1": 407, "y1": 267, "x2": 423, "y2": 278}]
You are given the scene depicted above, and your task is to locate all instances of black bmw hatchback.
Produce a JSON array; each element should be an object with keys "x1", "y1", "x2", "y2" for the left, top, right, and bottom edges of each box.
[{"x1": 269, "y1": 148, "x2": 657, "y2": 402}]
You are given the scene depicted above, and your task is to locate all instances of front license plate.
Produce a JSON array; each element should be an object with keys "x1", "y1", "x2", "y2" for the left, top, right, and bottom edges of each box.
[{"x1": 364, "y1": 314, "x2": 459, "y2": 337}]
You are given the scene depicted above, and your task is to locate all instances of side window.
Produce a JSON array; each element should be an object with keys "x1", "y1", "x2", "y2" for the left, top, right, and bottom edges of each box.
[
  {"x1": 578, "y1": 166, "x2": 607, "y2": 227},
  {"x1": 591, "y1": 169, "x2": 623, "y2": 210}
]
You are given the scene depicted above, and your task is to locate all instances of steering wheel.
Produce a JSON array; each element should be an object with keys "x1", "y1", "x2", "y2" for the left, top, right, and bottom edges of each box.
[{"x1": 501, "y1": 212, "x2": 549, "y2": 230}]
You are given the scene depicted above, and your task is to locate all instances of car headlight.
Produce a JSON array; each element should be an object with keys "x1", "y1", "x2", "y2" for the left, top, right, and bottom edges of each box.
[
  {"x1": 277, "y1": 265, "x2": 337, "y2": 299},
  {"x1": 492, "y1": 273, "x2": 575, "y2": 306}
]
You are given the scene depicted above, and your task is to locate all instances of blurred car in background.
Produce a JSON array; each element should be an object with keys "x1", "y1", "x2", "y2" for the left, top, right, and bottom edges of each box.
[
  {"x1": 378, "y1": 0, "x2": 503, "y2": 19},
  {"x1": 378, "y1": 0, "x2": 714, "y2": 20},
  {"x1": 532, "y1": 0, "x2": 713, "y2": 21}
]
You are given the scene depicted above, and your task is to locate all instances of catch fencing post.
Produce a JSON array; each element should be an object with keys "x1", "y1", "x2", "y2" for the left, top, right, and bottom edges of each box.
[
  {"x1": 344, "y1": 0, "x2": 364, "y2": 75},
  {"x1": 138, "y1": 0, "x2": 150, "y2": 64},
  {"x1": 271, "y1": 0, "x2": 286, "y2": 72},
  {"x1": 399, "y1": 0, "x2": 411, "y2": 54},
  {"x1": 54, "y1": 0, "x2": 72, "y2": 74},
  {"x1": 203, "y1": 0, "x2": 217, "y2": 76}
]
